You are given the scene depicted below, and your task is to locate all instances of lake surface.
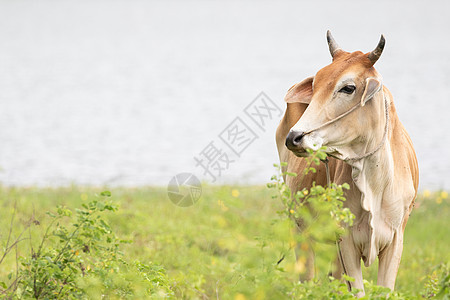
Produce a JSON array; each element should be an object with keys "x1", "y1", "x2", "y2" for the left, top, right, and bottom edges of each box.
[{"x1": 0, "y1": 0, "x2": 449, "y2": 189}]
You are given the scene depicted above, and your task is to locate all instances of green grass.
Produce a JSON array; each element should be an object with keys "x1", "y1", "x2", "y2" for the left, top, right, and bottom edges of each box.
[{"x1": 0, "y1": 185, "x2": 448, "y2": 299}]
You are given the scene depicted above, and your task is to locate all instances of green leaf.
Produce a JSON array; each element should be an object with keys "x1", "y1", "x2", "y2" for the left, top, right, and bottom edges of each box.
[
  {"x1": 46, "y1": 211, "x2": 56, "y2": 218},
  {"x1": 343, "y1": 274, "x2": 355, "y2": 282},
  {"x1": 100, "y1": 190, "x2": 111, "y2": 197},
  {"x1": 317, "y1": 151, "x2": 327, "y2": 160}
]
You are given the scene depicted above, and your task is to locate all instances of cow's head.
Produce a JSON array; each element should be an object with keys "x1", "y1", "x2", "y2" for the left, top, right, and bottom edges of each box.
[{"x1": 285, "y1": 31, "x2": 386, "y2": 160}]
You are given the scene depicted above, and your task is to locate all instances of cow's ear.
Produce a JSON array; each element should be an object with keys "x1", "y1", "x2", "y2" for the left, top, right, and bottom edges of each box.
[
  {"x1": 284, "y1": 76, "x2": 314, "y2": 104},
  {"x1": 361, "y1": 78, "x2": 382, "y2": 106}
]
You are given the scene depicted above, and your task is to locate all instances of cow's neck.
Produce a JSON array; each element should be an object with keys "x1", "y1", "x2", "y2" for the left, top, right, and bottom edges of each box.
[
  {"x1": 345, "y1": 91, "x2": 395, "y2": 210},
  {"x1": 342, "y1": 92, "x2": 399, "y2": 266},
  {"x1": 348, "y1": 141, "x2": 394, "y2": 212}
]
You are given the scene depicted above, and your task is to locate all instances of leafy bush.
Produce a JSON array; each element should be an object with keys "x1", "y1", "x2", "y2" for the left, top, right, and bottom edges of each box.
[
  {"x1": 267, "y1": 147, "x2": 354, "y2": 280},
  {"x1": 0, "y1": 192, "x2": 173, "y2": 299},
  {"x1": 267, "y1": 148, "x2": 450, "y2": 299},
  {"x1": 0, "y1": 163, "x2": 447, "y2": 299},
  {"x1": 422, "y1": 263, "x2": 450, "y2": 299}
]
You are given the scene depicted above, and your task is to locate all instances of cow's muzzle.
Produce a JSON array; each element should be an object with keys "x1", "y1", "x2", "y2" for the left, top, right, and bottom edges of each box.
[{"x1": 285, "y1": 130, "x2": 305, "y2": 151}]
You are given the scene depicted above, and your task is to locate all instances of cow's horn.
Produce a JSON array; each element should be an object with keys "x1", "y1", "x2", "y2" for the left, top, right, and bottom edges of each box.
[
  {"x1": 327, "y1": 30, "x2": 342, "y2": 58},
  {"x1": 368, "y1": 34, "x2": 385, "y2": 65}
]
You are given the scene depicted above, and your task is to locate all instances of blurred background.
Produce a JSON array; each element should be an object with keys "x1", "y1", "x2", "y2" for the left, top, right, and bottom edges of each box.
[{"x1": 0, "y1": 0, "x2": 449, "y2": 189}]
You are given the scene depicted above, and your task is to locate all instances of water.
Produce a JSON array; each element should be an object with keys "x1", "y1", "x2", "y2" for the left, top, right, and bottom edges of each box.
[{"x1": 0, "y1": 0, "x2": 449, "y2": 189}]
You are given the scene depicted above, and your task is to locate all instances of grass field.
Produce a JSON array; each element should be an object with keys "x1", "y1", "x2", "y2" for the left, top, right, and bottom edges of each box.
[{"x1": 0, "y1": 185, "x2": 448, "y2": 299}]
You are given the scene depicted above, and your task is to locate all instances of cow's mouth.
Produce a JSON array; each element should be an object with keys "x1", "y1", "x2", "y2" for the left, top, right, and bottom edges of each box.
[
  {"x1": 290, "y1": 146, "x2": 341, "y2": 159},
  {"x1": 324, "y1": 148, "x2": 344, "y2": 160},
  {"x1": 291, "y1": 149, "x2": 309, "y2": 157}
]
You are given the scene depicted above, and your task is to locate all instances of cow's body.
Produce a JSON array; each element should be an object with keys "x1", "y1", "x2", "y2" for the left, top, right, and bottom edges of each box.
[{"x1": 276, "y1": 32, "x2": 419, "y2": 296}]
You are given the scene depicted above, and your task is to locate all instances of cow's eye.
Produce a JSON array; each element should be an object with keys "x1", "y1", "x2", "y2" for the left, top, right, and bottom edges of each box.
[{"x1": 339, "y1": 85, "x2": 356, "y2": 94}]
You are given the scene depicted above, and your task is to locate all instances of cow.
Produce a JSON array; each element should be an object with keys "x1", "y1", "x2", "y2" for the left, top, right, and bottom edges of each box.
[{"x1": 276, "y1": 31, "x2": 419, "y2": 296}]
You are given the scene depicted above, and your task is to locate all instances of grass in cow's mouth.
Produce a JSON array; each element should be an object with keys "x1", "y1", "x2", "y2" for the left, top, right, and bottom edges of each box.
[{"x1": 0, "y1": 186, "x2": 447, "y2": 298}]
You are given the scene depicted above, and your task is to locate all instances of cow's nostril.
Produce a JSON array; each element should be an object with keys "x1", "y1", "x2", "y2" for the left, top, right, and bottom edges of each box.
[
  {"x1": 285, "y1": 131, "x2": 305, "y2": 149},
  {"x1": 293, "y1": 133, "x2": 304, "y2": 145}
]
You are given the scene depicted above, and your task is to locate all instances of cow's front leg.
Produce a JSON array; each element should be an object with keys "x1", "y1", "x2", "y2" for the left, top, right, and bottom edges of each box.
[
  {"x1": 377, "y1": 229, "x2": 404, "y2": 289},
  {"x1": 338, "y1": 235, "x2": 365, "y2": 297}
]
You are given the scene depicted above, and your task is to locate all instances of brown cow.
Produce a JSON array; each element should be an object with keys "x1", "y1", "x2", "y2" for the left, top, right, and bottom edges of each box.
[{"x1": 276, "y1": 31, "x2": 419, "y2": 296}]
